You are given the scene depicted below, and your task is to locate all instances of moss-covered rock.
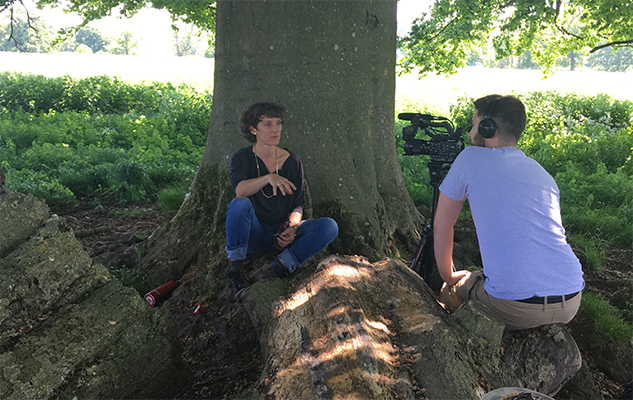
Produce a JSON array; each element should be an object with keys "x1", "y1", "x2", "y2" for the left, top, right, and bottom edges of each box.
[
  {"x1": 0, "y1": 190, "x2": 49, "y2": 259},
  {"x1": 0, "y1": 189, "x2": 187, "y2": 399}
]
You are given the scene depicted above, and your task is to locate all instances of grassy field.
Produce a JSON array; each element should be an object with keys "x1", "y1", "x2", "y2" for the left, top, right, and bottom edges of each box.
[
  {"x1": 396, "y1": 66, "x2": 633, "y2": 114},
  {"x1": 0, "y1": 52, "x2": 215, "y2": 87},
  {"x1": 2, "y1": 51, "x2": 632, "y2": 115}
]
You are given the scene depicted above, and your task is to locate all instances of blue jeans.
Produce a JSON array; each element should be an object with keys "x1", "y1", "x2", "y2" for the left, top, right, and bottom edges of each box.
[{"x1": 225, "y1": 197, "x2": 338, "y2": 272}]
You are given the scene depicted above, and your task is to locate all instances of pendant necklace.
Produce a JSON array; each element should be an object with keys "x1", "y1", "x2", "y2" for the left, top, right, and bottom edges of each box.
[{"x1": 254, "y1": 146, "x2": 278, "y2": 199}]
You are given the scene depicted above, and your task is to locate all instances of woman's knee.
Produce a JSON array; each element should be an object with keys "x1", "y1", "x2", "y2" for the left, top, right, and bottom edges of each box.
[
  {"x1": 321, "y1": 217, "x2": 339, "y2": 242},
  {"x1": 227, "y1": 197, "x2": 253, "y2": 217}
]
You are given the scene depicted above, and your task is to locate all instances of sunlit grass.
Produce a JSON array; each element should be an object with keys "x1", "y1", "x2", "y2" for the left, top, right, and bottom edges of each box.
[
  {"x1": 0, "y1": 52, "x2": 214, "y2": 87},
  {"x1": 580, "y1": 292, "x2": 633, "y2": 346}
]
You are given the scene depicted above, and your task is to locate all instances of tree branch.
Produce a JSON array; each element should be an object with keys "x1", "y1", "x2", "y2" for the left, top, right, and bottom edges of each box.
[
  {"x1": 590, "y1": 40, "x2": 633, "y2": 53},
  {"x1": 429, "y1": 18, "x2": 456, "y2": 42},
  {"x1": 551, "y1": 0, "x2": 584, "y2": 41},
  {"x1": 555, "y1": 23, "x2": 584, "y2": 41},
  {"x1": 6, "y1": 0, "x2": 39, "y2": 51}
]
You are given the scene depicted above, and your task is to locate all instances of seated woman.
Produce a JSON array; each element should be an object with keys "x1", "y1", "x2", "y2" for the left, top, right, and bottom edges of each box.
[{"x1": 225, "y1": 102, "x2": 339, "y2": 301}]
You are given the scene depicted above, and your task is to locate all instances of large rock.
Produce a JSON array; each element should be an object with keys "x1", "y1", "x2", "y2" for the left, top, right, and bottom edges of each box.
[
  {"x1": 0, "y1": 189, "x2": 187, "y2": 399},
  {"x1": 0, "y1": 189, "x2": 49, "y2": 260},
  {"x1": 241, "y1": 255, "x2": 582, "y2": 400}
]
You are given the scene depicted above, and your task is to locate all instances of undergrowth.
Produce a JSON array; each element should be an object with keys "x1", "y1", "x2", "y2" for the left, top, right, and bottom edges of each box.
[
  {"x1": 0, "y1": 72, "x2": 210, "y2": 207},
  {"x1": 581, "y1": 292, "x2": 633, "y2": 346},
  {"x1": 3, "y1": 72, "x2": 631, "y2": 348}
]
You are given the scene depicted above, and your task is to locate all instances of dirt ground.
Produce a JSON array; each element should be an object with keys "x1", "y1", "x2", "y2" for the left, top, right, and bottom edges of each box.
[{"x1": 51, "y1": 200, "x2": 632, "y2": 400}]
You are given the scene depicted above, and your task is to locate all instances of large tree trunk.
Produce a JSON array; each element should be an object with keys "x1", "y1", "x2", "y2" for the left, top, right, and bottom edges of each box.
[
  {"x1": 205, "y1": 0, "x2": 420, "y2": 256},
  {"x1": 131, "y1": 3, "x2": 431, "y2": 394},
  {"x1": 136, "y1": 0, "x2": 422, "y2": 287}
]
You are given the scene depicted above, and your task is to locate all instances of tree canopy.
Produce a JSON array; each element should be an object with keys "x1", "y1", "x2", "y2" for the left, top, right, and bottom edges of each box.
[
  {"x1": 1, "y1": 0, "x2": 215, "y2": 40},
  {"x1": 398, "y1": 0, "x2": 633, "y2": 76},
  {"x1": 2, "y1": 0, "x2": 631, "y2": 75}
]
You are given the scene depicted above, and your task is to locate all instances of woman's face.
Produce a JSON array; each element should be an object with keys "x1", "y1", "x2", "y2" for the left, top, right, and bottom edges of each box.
[{"x1": 252, "y1": 116, "x2": 282, "y2": 146}]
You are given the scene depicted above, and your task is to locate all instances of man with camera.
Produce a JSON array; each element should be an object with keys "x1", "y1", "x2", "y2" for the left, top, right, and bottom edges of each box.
[{"x1": 433, "y1": 94, "x2": 584, "y2": 330}]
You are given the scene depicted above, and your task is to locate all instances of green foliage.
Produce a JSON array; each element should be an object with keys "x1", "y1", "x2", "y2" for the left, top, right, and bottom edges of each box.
[
  {"x1": 74, "y1": 43, "x2": 92, "y2": 54},
  {"x1": 5, "y1": 168, "x2": 76, "y2": 205},
  {"x1": 151, "y1": 0, "x2": 216, "y2": 32},
  {"x1": 516, "y1": 50, "x2": 540, "y2": 70},
  {"x1": 109, "y1": 31, "x2": 138, "y2": 55},
  {"x1": 587, "y1": 46, "x2": 633, "y2": 72},
  {"x1": 21, "y1": 0, "x2": 216, "y2": 36},
  {"x1": 204, "y1": 43, "x2": 215, "y2": 59},
  {"x1": 580, "y1": 292, "x2": 633, "y2": 346},
  {"x1": 0, "y1": 73, "x2": 211, "y2": 205},
  {"x1": 568, "y1": 234, "x2": 605, "y2": 271},
  {"x1": 406, "y1": 91, "x2": 633, "y2": 270},
  {"x1": 399, "y1": 0, "x2": 633, "y2": 76},
  {"x1": 172, "y1": 23, "x2": 203, "y2": 57},
  {"x1": 75, "y1": 27, "x2": 109, "y2": 53},
  {"x1": 0, "y1": 14, "x2": 55, "y2": 53}
]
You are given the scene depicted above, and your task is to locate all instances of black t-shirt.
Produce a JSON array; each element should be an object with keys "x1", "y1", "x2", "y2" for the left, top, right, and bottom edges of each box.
[{"x1": 229, "y1": 146, "x2": 305, "y2": 224}]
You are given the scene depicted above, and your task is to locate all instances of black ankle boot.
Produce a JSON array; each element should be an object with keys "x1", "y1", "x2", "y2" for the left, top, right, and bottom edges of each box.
[{"x1": 226, "y1": 268, "x2": 248, "y2": 302}]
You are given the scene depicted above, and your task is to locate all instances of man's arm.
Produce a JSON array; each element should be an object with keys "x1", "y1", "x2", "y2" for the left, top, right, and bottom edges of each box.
[{"x1": 434, "y1": 192, "x2": 469, "y2": 286}]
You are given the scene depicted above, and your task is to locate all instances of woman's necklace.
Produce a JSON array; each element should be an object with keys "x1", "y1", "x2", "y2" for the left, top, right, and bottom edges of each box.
[{"x1": 254, "y1": 146, "x2": 278, "y2": 199}]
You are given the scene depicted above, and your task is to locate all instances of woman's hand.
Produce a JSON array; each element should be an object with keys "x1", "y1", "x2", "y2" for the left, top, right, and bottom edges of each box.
[
  {"x1": 276, "y1": 226, "x2": 297, "y2": 249},
  {"x1": 267, "y1": 173, "x2": 296, "y2": 196}
]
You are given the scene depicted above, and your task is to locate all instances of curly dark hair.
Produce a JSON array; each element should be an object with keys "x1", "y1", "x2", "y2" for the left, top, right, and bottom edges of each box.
[
  {"x1": 239, "y1": 102, "x2": 286, "y2": 143},
  {"x1": 474, "y1": 95, "x2": 526, "y2": 143}
]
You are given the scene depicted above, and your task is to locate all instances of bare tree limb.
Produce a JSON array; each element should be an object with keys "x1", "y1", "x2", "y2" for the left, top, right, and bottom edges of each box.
[{"x1": 591, "y1": 39, "x2": 633, "y2": 53}]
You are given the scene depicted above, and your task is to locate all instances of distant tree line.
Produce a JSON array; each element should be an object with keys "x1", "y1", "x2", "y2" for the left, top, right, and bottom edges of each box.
[
  {"x1": 0, "y1": 14, "x2": 214, "y2": 58},
  {"x1": 463, "y1": 46, "x2": 633, "y2": 73}
]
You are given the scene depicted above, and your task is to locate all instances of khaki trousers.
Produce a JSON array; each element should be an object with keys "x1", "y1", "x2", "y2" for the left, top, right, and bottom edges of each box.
[{"x1": 440, "y1": 270, "x2": 582, "y2": 330}]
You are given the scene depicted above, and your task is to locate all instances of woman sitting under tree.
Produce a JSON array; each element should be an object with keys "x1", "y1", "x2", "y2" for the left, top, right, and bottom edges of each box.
[{"x1": 225, "y1": 102, "x2": 339, "y2": 302}]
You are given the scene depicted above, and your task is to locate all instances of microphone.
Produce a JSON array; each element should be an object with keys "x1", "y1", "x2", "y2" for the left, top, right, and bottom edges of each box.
[{"x1": 398, "y1": 113, "x2": 446, "y2": 121}]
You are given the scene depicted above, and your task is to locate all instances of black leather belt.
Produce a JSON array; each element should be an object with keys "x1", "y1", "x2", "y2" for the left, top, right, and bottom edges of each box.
[{"x1": 517, "y1": 291, "x2": 580, "y2": 304}]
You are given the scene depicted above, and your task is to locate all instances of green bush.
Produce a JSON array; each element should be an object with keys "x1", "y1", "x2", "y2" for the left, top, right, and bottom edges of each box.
[
  {"x1": 6, "y1": 169, "x2": 75, "y2": 205},
  {"x1": 0, "y1": 73, "x2": 211, "y2": 205}
]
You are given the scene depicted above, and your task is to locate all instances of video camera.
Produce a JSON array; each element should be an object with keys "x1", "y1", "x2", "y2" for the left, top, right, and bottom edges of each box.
[{"x1": 398, "y1": 113, "x2": 464, "y2": 164}]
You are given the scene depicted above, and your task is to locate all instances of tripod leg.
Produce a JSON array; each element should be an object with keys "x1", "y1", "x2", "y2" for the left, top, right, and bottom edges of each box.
[
  {"x1": 421, "y1": 234, "x2": 437, "y2": 288},
  {"x1": 409, "y1": 233, "x2": 427, "y2": 276},
  {"x1": 409, "y1": 235, "x2": 426, "y2": 276}
]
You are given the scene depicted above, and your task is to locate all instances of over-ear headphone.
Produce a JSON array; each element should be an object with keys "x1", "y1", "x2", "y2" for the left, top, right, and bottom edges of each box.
[{"x1": 478, "y1": 97, "x2": 502, "y2": 139}]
